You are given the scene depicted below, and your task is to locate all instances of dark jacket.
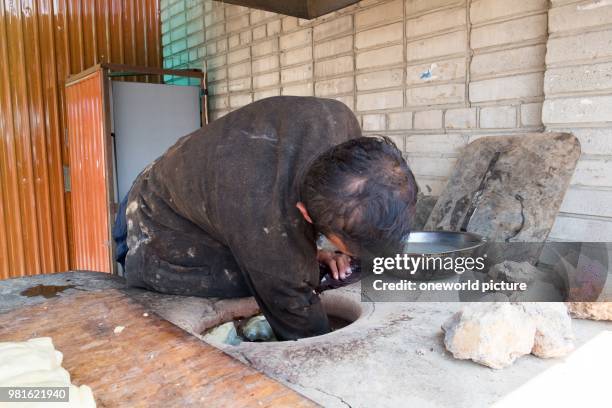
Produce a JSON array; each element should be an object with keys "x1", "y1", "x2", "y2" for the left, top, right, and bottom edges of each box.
[{"x1": 123, "y1": 96, "x2": 361, "y2": 340}]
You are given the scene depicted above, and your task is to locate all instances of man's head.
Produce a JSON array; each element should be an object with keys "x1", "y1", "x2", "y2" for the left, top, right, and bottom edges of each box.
[{"x1": 297, "y1": 136, "x2": 418, "y2": 258}]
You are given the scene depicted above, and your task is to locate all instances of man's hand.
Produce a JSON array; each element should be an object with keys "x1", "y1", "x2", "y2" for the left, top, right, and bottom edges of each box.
[{"x1": 317, "y1": 250, "x2": 352, "y2": 280}]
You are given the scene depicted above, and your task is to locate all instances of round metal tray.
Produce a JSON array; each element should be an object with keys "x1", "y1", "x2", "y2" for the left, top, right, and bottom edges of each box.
[
  {"x1": 392, "y1": 230, "x2": 486, "y2": 281},
  {"x1": 405, "y1": 231, "x2": 485, "y2": 255}
]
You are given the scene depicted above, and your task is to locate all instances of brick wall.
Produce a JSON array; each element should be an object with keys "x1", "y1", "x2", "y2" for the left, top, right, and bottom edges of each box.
[
  {"x1": 161, "y1": 0, "x2": 612, "y2": 241},
  {"x1": 543, "y1": 0, "x2": 612, "y2": 242}
]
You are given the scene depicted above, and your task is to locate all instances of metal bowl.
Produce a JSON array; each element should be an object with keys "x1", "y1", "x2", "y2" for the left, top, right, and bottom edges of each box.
[{"x1": 390, "y1": 231, "x2": 486, "y2": 281}]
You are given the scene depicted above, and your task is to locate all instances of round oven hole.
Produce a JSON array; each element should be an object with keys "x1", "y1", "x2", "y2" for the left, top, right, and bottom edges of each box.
[{"x1": 202, "y1": 292, "x2": 363, "y2": 345}]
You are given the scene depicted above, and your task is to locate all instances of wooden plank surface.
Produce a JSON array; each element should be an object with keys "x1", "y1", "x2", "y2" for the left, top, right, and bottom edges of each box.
[
  {"x1": 65, "y1": 70, "x2": 113, "y2": 273},
  {"x1": 0, "y1": 289, "x2": 316, "y2": 408}
]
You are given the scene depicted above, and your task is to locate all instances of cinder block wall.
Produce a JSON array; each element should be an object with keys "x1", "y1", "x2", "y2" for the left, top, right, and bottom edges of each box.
[
  {"x1": 543, "y1": 0, "x2": 612, "y2": 241},
  {"x1": 161, "y1": 0, "x2": 612, "y2": 241}
]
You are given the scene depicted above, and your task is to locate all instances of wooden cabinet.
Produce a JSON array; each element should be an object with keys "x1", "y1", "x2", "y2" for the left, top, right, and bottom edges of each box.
[{"x1": 65, "y1": 64, "x2": 206, "y2": 273}]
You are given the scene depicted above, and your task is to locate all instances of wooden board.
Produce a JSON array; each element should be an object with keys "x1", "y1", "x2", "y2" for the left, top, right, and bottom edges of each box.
[
  {"x1": 65, "y1": 69, "x2": 114, "y2": 273},
  {"x1": 0, "y1": 289, "x2": 316, "y2": 408}
]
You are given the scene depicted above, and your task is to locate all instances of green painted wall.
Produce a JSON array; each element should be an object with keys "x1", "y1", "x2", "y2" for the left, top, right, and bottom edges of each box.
[{"x1": 161, "y1": 0, "x2": 205, "y2": 85}]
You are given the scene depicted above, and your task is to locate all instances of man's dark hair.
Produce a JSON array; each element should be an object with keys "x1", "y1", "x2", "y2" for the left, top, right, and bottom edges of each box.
[{"x1": 300, "y1": 136, "x2": 418, "y2": 257}]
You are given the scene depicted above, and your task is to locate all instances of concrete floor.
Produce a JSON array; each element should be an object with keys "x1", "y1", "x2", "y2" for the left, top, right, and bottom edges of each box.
[
  {"x1": 218, "y1": 286, "x2": 611, "y2": 408},
  {"x1": 1, "y1": 272, "x2": 610, "y2": 408}
]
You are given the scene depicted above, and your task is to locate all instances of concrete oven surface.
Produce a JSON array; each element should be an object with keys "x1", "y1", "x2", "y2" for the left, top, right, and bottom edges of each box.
[{"x1": 1, "y1": 272, "x2": 610, "y2": 408}]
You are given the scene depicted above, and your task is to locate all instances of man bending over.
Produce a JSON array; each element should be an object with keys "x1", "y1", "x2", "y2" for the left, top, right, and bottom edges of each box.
[{"x1": 114, "y1": 96, "x2": 417, "y2": 340}]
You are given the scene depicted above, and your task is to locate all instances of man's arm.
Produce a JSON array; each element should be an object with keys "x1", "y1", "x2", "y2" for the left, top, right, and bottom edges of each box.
[
  {"x1": 227, "y1": 233, "x2": 331, "y2": 340},
  {"x1": 237, "y1": 260, "x2": 331, "y2": 340}
]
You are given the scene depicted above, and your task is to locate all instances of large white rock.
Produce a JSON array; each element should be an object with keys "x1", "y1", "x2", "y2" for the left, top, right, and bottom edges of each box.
[
  {"x1": 521, "y1": 303, "x2": 574, "y2": 358},
  {"x1": 442, "y1": 303, "x2": 536, "y2": 369},
  {"x1": 443, "y1": 303, "x2": 575, "y2": 368},
  {"x1": 567, "y1": 302, "x2": 612, "y2": 321}
]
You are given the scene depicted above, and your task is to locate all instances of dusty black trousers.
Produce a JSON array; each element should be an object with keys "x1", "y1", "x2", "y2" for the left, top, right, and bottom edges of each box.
[
  {"x1": 113, "y1": 194, "x2": 250, "y2": 298},
  {"x1": 114, "y1": 195, "x2": 361, "y2": 298}
]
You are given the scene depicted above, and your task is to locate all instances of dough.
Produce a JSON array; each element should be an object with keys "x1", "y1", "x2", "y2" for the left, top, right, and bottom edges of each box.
[
  {"x1": 2, "y1": 368, "x2": 71, "y2": 387},
  {"x1": 0, "y1": 338, "x2": 63, "y2": 383},
  {"x1": 0, "y1": 338, "x2": 96, "y2": 407}
]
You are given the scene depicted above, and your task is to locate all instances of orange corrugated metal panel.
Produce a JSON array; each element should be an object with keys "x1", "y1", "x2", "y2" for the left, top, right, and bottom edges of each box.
[
  {"x1": 0, "y1": 0, "x2": 161, "y2": 279},
  {"x1": 65, "y1": 70, "x2": 111, "y2": 272}
]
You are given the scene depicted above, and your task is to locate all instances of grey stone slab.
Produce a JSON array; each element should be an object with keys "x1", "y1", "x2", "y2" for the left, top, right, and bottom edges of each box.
[
  {"x1": 413, "y1": 193, "x2": 438, "y2": 231},
  {"x1": 425, "y1": 133, "x2": 580, "y2": 263}
]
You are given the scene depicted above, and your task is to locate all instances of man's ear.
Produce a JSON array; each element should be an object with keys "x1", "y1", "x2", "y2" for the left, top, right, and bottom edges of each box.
[{"x1": 296, "y1": 202, "x2": 313, "y2": 224}]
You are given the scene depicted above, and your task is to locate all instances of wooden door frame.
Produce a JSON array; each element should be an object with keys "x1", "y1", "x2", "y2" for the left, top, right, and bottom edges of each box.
[{"x1": 65, "y1": 64, "x2": 207, "y2": 274}]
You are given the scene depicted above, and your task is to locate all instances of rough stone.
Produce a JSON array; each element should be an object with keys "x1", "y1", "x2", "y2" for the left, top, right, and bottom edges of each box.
[
  {"x1": 567, "y1": 302, "x2": 612, "y2": 321},
  {"x1": 508, "y1": 280, "x2": 565, "y2": 302},
  {"x1": 521, "y1": 303, "x2": 574, "y2": 358},
  {"x1": 203, "y1": 322, "x2": 242, "y2": 346},
  {"x1": 413, "y1": 194, "x2": 438, "y2": 231},
  {"x1": 443, "y1": 302, "x2": 575, "y2": 368},
  {"x1": 442, "y1": 303, "x2": 536, "y2": 369},
  {"x1": 479, "y1": 292, "x2": 511, "y2": 302},
  {"x1": 425, "y1": 133, "x2": 582, "y2": 265},
  {"x1": 488, "y1": 261, "x2": 549, "y2": 283},
  {"x1": 242, "y1": 315, "x2": 276, "y2": 342}
]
